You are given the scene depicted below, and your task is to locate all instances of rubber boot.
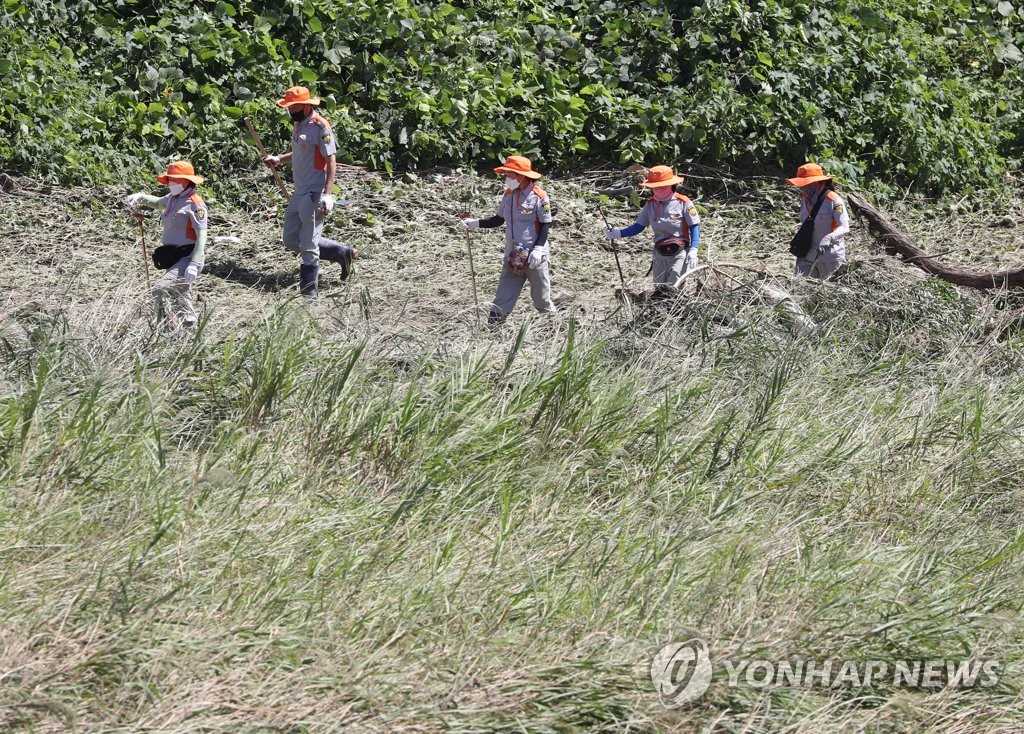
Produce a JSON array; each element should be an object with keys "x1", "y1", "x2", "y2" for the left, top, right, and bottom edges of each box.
[
  {"x1": 299, "y1": 263, "x2": 319, "y2": 299},
  {"x1": 318, "y1": 238, "x2": 355, "y2": 281}
]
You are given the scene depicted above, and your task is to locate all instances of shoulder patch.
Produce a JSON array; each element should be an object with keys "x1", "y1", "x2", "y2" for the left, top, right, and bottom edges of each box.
[
  {"x1": 322, "y1": 132, "x2": 332, "y2": 145},
  {"x1": 542, "y1": 200, "x2": 551, "y2": 212},
  {"x1": 196, "y1": 207, "x2": 206, "y2": 220},
  {"x1": 687, "y1": 206, "x2": 698, "y2": 217},
  {"x1": 833, "y1": 203, "x2": 845, "y2": 215}
]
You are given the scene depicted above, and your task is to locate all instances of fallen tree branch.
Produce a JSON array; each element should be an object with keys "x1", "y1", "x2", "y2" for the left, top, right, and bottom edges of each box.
[
  {"x1": 672, "y1": 264, "x2": 708, "y2": 288},
  {"x1": 848, "y1": 192, "x2": 1024, "y2": 289},
  {"x1": 756, "y1": 283, "x2": 816, "y2": 337},
  {"x1": 708, "y1": 261, "x2": 771, "y2": 277}
]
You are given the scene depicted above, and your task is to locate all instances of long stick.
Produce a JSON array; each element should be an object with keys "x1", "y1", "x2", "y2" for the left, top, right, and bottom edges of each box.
[
  {"x1": 244, "y1": 117, "x2": 290, "y2": 201},
  {"x1": 464, "y1": 229, "x2": 481, "y2": 324},
  {"x1": 136, "y1": 214, "x2": 151, "y2": 286},
  {"x1": 596, "y1": 204, "x2": 626, "y2": 286}
]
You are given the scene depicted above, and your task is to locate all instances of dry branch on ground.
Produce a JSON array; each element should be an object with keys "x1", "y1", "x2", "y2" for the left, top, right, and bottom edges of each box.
[{"x1": 849, "y1": 192, "x2": 1024, "y2": 289}]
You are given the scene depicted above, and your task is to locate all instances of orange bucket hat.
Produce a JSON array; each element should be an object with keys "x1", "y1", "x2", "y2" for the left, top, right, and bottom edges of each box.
[
  {"x1": 156, "y1": 160, "x2": 205, "y2": 185},
  {"x1": 640, "y1": 165, "x2": 685, "y2": 188},
  {"x1": 493, "y1": 155, "x2": 543, "y2": 180},
  {"x1": 786, "y1": 163, "x2": 833, "y2": 187},
  {"x1": 276, "y1": 86, "x2": 321, "y2": 108}
]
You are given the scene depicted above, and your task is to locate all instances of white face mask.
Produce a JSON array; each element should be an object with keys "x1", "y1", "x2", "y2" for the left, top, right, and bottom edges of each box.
[
  {"x1": 504, "y1": 176, "x2": 520, "y2": 190},
  {"x1": 168, "y1": 182, "x2": 186, "y2": 196}
]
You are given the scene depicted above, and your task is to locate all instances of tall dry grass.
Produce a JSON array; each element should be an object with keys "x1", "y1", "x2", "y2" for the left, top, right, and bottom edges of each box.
[{"x1": 2, "y1": 260, "x2": 1024, "y2": 732}]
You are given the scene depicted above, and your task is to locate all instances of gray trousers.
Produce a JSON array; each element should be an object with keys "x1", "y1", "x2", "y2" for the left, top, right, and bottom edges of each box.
[
  {"x1": 652, "y1": 251, "x2": 687, "y2": 286},
  {"x1": 796, "y1": 257, "x2": 843, "y2": 279},
  {"x1": 283, "y1": 191, "x2": 324, "y2": 266},
  {"x1": 490, "y1": 263, "x2": 556, "y2": 321},
  {"x1": 797, "y1": 240, "x2": 845, "y2": 279},
  {"x1": 151, "y1": 256, "x2": 197, "y2": 323}
]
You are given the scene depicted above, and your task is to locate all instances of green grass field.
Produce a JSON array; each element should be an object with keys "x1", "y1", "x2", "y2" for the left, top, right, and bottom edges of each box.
[{"x1": 2, "y1": 172, "x2": 1024, "y2": 732}]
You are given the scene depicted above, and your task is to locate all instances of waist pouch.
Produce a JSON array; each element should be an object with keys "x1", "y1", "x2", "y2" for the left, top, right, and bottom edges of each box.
[
  {"x1": 654, "y1": 237, "x2": 686, "y2": 256},
  {"x1": 506, "y1": 245, "x2": 529, "y2": 275},
  {"x1": 152, "y1": 244, "x2": 195, "y2": 270}
]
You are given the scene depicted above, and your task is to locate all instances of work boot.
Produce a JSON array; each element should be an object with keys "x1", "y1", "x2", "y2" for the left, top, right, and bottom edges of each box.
[
  {"x1": 318, "y1": 238, "x2": 356, "y2": 281},
  {"x1": 299, "y1": 263, "x2": 319, "y2": 299}
]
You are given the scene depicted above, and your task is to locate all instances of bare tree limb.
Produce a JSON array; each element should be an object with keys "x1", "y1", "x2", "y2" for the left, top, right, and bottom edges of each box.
[{"x1": 848, "y1": 192, "x2": 1024, "y2": 289}]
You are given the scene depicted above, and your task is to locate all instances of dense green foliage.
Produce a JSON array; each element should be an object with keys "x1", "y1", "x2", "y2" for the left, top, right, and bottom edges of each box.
[{"x1": 3, "y1": 0, "x2": 1024, "y2": 192}]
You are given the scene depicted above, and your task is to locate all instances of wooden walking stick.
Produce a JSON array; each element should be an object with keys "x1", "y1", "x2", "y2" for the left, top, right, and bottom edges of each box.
[
  {"x1": 244, "y1": 117, "x2": 290, "y2": 201},
  {"x1": 460, "y1": 214, "x2": 481, "y2": 324},
  {"x1": 135, "y1": 212, "x2": 151, "y2": 286},
  {"x1": 597, "y1": 204, "x2": 626, "y2": 287}
]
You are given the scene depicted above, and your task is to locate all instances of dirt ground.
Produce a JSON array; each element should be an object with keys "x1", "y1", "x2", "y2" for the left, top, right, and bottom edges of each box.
[{"x1": 2, "y1": 166, "x2": 1022, "y2": 343}]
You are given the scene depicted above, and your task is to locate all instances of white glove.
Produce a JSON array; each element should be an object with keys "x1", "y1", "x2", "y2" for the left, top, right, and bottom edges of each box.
[
  {"x1": 528, "y1": 249, "x2": 545, "y2": 269},
  {"x1": 320, "y1": 193, "x2": 335, "y2": 215},
  {"x1": 184, "y1": 263, "x2": 200, "y2": 283},
  {"x1": 124, "y1": 193, "x2": 145, "y2": 211},
  {"x1": 262, "y1": 154, "x2": 281, "y2": 168},
  {"x1": 460, "y1": 218, "x2": 480, "y2": 230},
  {"x1": 605, "y1": 227, "x2": 621, "y2": 239},
  {"x1": 685, "y1": 248, "x2": 699, "y2": 271}
]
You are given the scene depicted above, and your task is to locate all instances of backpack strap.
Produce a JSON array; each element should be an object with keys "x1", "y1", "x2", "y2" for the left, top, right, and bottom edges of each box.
[{"x1": 809, "y1": 190, "x2": 829, "y2": 220}]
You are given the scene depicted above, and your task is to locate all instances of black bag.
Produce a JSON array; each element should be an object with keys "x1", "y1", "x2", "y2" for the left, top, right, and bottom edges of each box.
[
  {"x1": 789, "y1": 192, "x2": 828, "y2": 258},
  {"x1": 152, "y1": 244, "x2": 195, "y2": 270},
  {"x1": 654, "y1": 237, "x2": 686, "y2": 256}
]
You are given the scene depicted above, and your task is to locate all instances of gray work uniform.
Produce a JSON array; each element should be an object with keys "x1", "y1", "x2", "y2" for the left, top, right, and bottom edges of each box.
[
  {"x1": 153, "y1": 189, "x2": 207, "y2": 324},
  {"x1": 491, "y1": 182, "x2": 556, "y2": 319},
  {"x1": 796, "y1": 190, "x2": 849, "y2": 278},
  {"x1": 283, "y1": 111, "x2": 336, "y2": 266},
  {"x1": 635, "y1": 194, "x2": 700, "y2": 285}
]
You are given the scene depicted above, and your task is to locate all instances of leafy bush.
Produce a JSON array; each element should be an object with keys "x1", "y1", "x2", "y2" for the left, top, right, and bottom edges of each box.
[{"x1": 2, "y1": 0, "x2": 1024, "y2": 193}]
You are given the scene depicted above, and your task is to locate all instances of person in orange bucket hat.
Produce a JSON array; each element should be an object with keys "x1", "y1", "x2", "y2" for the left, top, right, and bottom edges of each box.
[
  {"x1": 125, "y1": 160, "x2": 209, "y2": 330},
  {"x1": 262, "y1": 86, "x2": 353, "y2": 298},
  {"x1": 603, "y1": 165, "x2": 701, "y2": 292},
  {"x1": 458, "y1": 155, "x2": 557, "y2": 323},
  {"x1": 785, "y1": 162, "x2": 850, "y2": 279}
]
